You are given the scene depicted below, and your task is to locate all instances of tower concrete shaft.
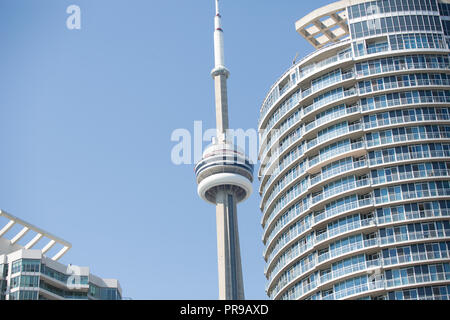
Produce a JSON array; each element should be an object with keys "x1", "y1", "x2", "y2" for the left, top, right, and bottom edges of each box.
[{"x1": 215, "y1": 189, "x2": 245, "y2": 300}]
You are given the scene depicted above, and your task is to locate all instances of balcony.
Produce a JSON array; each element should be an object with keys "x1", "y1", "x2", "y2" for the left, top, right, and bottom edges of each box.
[
  {"x1": 366, "y1": 131, "x2": 450, "y2": 149},
  {"x1": 268, "y1": 225, "x2": 450, "y2": 297},
  {"x1": 364, "y1": 113, "x2": 450, "y2": 131},
  {"x1": 271, "y1": 229, "x2": 450, "y2": 300},
  {"x1": 369, "y1": 150, "x2": 450, "y2": 167},
  {"x1": 259, "y1": 49, "x2": 353, "y2": 127},
  {"x1": 356, "y1": 61, "x2": 450, "y2": 78}
]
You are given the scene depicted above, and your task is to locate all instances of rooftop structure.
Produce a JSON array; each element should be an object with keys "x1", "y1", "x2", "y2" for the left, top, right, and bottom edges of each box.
[
  {"x1": 0, "y1": 209, "x2": 122, "y2": 300},
  {"x1": 295, "y1": 0, "x2": 450, "y2": 49}
]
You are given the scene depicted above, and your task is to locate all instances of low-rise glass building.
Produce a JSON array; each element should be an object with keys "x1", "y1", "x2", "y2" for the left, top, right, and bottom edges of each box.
[{"x1": 0, "y1": 210, "x2": 122, "y2": 300}]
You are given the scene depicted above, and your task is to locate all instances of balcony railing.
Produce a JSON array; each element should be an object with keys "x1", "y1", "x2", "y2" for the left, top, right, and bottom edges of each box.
[
  {"x1": 369, "y1": 150, "x2": 450, "y2": 167},
  {"x1": 273, "y1": 245, "x2": 450, "y2": 300},
  {"x1": 359, "y1": 78, "x2": 450, "y2": 96},
  {"x1": 356, "y1": 62, "x2": 450, "y2": 78},
  {"x1": 259, "y1": 50, "x2": 353, "y2": 126},
  {"x1": 377, "y1": 208, "x2": 449, "y2": 225},
  {"x1": 311, "y1": 178, "x2": 370, "y2": 205},
  {"x1": 263, "y1": 91, "x2": 450, "y2": 168},
  {"x1": 263, "y1": 152, "x2": 367, "y2": 232},
  {"x1": 385, "y1": 272, "x2": 449, "y2": 288},
  {"x1": 262, "y1": 114, "x2": 449, "y2": 194},
  {"x1": 366, "y1": 131, "x2": 450, "y2": 148},
  {"x1": 371, "y1": 169, "x2": 450, "y2": 185},
  {"x1": 361, "y1": 95, "x2": 450, "y2": 113},
  {"x1": 265, "y1": 199, "x2": 373, "y2": 267},
  {"x1": 364, "y1": 113, "x2": 450, "y2": 130},
  {"x1": 311, "y1": 159, "x2": 367, "y2": 186},
  {"x1": 259, "y1": 55, "x2": 450, "y2": 163},
  {"x1": 267, "y1": 227, "x2": 449, "y2": 296},
  {"x1": 264, "y1": 185, "x2": 450, "y2": 265}
]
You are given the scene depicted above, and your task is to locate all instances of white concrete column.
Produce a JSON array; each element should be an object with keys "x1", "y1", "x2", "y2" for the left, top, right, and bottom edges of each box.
[{"x1": 215, "y1": 189, "x2": 245, "y2": 300}]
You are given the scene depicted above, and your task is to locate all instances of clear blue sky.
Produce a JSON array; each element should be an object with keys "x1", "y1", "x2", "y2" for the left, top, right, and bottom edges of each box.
[{"x1": 0, "y1": 0, "x2": 332, "y2": 299}]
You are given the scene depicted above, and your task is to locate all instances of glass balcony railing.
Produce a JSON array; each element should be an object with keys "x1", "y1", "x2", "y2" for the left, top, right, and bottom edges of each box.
[
  {"x1": 369, "y1": 150, "x2": 450, "y2": 167},
  {"x1": 267, "y1": 227, "x2": 450, "y2": 296},
  {"x1": 266, "y1": 241, "x2": 315, "y2": 280},
  {"x1": 263, "y1": 146, "x2": 367, "y2": 230},
  {"x1": 264, "y1": 198, "x2": 374, "y2": 266},
  {"x1": 311, "y1": 178, "x2": 370, "y2": 205},
  {"x1": 361, "y1": 95, "x2": 450, "y2": 113},
  {"x1": 371, "y1": 169, "x2": 450, "y2": 185},
  {"x1": 259, "y1": 49, "x2": 353, "y2": 126},
  {"x1": 377, "y1": 208, "x2": 449, "y2": 225},
  {"x1": 385, "y1": 272, "x2": 449, "y2": 289},
  {"x1": 272, "y1": 232, "x2": 450, "y2": 300},
  {"x1": 262, "y1": 108, "x2": 449, "y2": 198},
  {"x1": 260, "y1": 82, "x2": 359, "y2": 147},
  {"x1": 383, "y1": 250, "x2": 449, "y2": 266},
  {"x1": 366, "y1": 131, "x2": 450, "y2": 149},
  {"x1": 364, "y1": 113, "x2": 450, "y2": 130},
  {"x1": 274, "y1": 247, "x2": 450, "y2": 300},
  {"x1": 375, "y1": 187, "x2": 450, "y2": 205},
  {"x1": 311, "y1": 141, "x2": 364, "y2": 169},
  {"x1": 267, "y1": 236, "x2": 371, "y2": 288},
  {"x1": 359, "y1": 78, "x2": 450, "y2": 96},
  {"x1": 313, "y1": 198, "x2": 372, "y2": 225},
  {"x1": 260, "y1": 88, "x2": 351, "y2": 152},
  {"x1": 265, "y1": 184, "x2": 450, "y2": 263},
  {"x1": 365, "y1": 44, "x2": 390, "y2": 55},
  {"x1": 260, "y1": 55, "x2": 450, "y2": 169},
  {"x1": 279, "y1": 81, "x2": 295, "y2": 97},
  {"x1": 262, "y1": 138, "x2": 364, "y2": 195},
  {"x1": 311, "y1": 159, "x2": 366, "y2": 187},
  {"x1": 321, "y1": 218, "x2": 375, "y2": 242},
  {"x1": 305, "y1": 105, "x2": 360, "y2": 134},
  {"x1": 356, "y1": 62, "x2": 450, "y2": 78}
]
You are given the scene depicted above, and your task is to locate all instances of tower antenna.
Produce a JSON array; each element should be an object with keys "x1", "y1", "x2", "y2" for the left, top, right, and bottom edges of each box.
[{"x1": 293, "y1": 52, "x2": 299, "y2": 65}]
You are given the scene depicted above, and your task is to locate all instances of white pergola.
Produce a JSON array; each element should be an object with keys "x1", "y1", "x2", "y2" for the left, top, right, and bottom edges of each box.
[
  {"x1": 295, "y1": 0, "x2": 351, "y2": 49},
  {"x1": 0, "y1": 209, "x2": 71, "y2": 261}
]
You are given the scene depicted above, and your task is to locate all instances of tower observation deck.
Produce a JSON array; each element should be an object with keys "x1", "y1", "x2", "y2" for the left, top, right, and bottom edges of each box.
[{"x1": 194, "y1": 0, "x2": 254, "y2": 300}]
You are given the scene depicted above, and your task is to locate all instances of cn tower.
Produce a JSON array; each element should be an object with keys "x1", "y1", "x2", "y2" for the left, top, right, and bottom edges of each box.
[{"x1": 194, "y1": 0, "x2": 254, "y2": 300}]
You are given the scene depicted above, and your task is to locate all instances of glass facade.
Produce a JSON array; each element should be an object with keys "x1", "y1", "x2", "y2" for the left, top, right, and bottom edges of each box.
[
  {"x1": 258, "y1": 0, "x2": 450, "y2": 300},
  {"x1": 0, "y1": 258, "x2": 121, "y2": 300},
  {"x1": 11, "y1": 259, "x2": 40, "y2": 274},
  {"x1": 89, "y1": 284, "x2": 122, "y2": 300}
]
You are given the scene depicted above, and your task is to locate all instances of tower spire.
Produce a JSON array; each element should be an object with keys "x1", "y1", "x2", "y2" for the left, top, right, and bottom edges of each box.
[
  {"x1": 215, "y1": 0, "x2": 220, "y2": 15},
  {"x1": 212, "y1": 0, "x2": 227, "y2": 74},
  {"x1": 212, "y1": 0, "x2": 230, "y2": 140}
]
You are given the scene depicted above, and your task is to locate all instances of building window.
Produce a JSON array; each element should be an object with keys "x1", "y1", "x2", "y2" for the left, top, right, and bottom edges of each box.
[{"x1": 11, "y1": 259, "x2": 40, "y2": 274}]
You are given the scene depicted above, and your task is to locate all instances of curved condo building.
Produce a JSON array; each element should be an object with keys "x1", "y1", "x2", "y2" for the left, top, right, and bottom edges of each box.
[{"x1": 258, "y1": 0, "x2": 450, "y2": 300}]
